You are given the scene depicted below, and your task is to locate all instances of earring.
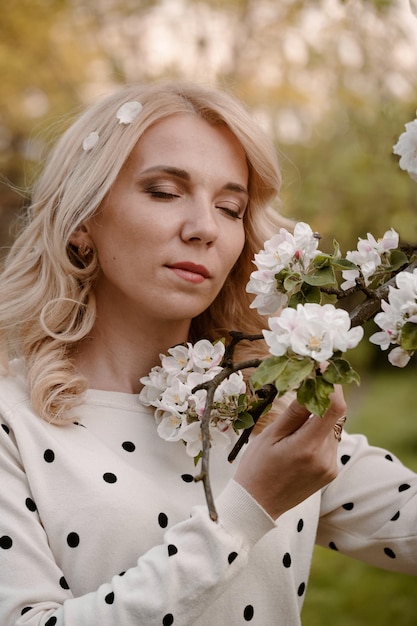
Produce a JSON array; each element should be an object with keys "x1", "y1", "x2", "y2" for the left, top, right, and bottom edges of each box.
[{"x1": 79, "y1": 243, "x2": 92, "y2": 258}]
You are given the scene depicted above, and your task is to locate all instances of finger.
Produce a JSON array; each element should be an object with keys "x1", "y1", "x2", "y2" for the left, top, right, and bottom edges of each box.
[
  {"x1": 321, "y1": 384, "x2": 347, "y2": 427},
  {"x1": 265, "y1": 398, "x2": 311, "y2": 440},
  {"x1": 302, "y1": 384, "x2": 347, "y2": 441}
]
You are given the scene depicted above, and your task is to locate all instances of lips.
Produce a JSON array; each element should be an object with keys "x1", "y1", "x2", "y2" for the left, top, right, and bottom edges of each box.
[
  {"x1": 167, "y1": 262, "x2": 211, "y2": 278},
  {"x1": 166, "y1": 262, "x2": 211, "y2": 284}
]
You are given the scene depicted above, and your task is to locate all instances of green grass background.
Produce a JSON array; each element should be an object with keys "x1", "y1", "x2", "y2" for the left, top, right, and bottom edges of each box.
[{"x1": 302, "y1": 365, "x2": 417, "y2": 625}]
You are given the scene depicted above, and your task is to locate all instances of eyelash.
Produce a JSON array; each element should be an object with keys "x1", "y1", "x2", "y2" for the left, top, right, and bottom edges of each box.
[
  {"x1": 219, "y1": 206, "x2": 243, "y2": 220},
  {"x1": 148, "y1": 190, "x2": 180, "y2": 200},
  {"x1": 146, "y1": 188, "x2": 243, "y2": 220}
]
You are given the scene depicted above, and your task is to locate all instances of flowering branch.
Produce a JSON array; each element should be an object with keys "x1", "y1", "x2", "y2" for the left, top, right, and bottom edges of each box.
[
  {"x1": 191, "y1": 333, "x2": 265, "y2": 521},
  {"x1": 138, "y1": 110, "x2": 417, "y2": 519},
  {"x1": 349, "y1": 258, "x2": 417, "y2": 327}
]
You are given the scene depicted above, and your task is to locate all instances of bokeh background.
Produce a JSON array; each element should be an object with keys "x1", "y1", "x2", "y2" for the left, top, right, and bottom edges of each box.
[{"x1": 1, "y1": 0, "x2": 417, "y2": 623}]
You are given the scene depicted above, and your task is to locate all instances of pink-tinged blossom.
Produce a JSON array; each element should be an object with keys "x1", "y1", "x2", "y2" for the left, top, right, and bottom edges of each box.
[
  {"x1": 393, "y1": 116, "x2": 417, "y2": 182},
  {"x1": 262, "y1": 307, "x2": 300, "y2": 357},
  {"x1": 246, "y1": 222, "x2": 321, "y2": 315},
  {"x1": 370, "y1": 268, "x2": 417, "y2": 366},
  {"x1": 264, "y1": 303, "x2": 363, "y2": 362},
  {"x1": 246, "y1": 269, "x2": 288, "y2": 316},
  {"x1": 388, "y1": 346, "x2": 411, "y2": 368},
  {"x1": 215, "y1": 371, "x2": 246, "y2": 400},
  {"x1": 190, "y1": 339, "x2": 225, "y2": 371},
  {"x1": 161, "y1": 344, "x2": 193, "y2": 374},
  {"x1": 139, "y1": 339, "x2": 248, "y2": 459},
  {"x1": 341, "y1": 229, "x2": 399, "y2": 290}
]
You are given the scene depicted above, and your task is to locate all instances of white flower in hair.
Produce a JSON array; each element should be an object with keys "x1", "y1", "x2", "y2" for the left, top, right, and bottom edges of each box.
[
  {"x1": 116, "y1": 101, "x2": 143, "y2": 124},
  {"x1": 82, "y1": 131, "x2": 99, "y2": 151}
]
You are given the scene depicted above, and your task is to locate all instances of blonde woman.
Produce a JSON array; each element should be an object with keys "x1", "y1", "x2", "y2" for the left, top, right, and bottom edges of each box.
[{"x1": 0, "y1": 83, "x2": 415, "y2": 625}]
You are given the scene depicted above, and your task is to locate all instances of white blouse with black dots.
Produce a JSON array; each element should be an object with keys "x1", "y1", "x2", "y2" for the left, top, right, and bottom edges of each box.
[{"x1": 0, "y1": 360, "x2": 416, "y2": 625}]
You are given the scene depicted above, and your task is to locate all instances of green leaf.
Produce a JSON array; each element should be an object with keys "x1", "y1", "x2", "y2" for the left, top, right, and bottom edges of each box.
[
  {"x1": 274, "y1": 357, "x2": 315, "y2": 396},
  {"x1": 288, "y1": 284, "x2": 321, "y2": 307},
  {"x1": 401, "y1": 322, "x2": 417, "y2": 351},
  {"x1": 303, "y1": 265, "x2": 336, "y2": 287},
  {"x1": 388, "y1": 249, "x2": 408, "y2": 271},
  {"x1": 332, "y1": 239, "x2": 342, "y2": 259},
  {"x1": 330, "y1": 258, "x2": 359, "y2": 271},
  {"x1": 322, "y1": 358, "x2": 361, "y2": 385},
  {"x1": 297, "y1": 376, "x2": 334, "y2": 417},
  {"x1": 312, "y1": 253, "x2": 333, "y2": 269},
  {"x1": 193, "y1": 450, "x2": 202, "y2": 466},
  {"x1": 237, "y1": 393, "x2": 248, "y2": 412},
  {"x1": 283, "y1": 273, "x2": 301, "y2": 292},
  {"x1": 250, "y1": 356, "x2": 287, "y2": 390},
  {"x1": 234, "y1": 411, "x2": 255, "y2": 431},
  {"x1": 275, "y1": 268, "x2": 291, "y2": 287}
]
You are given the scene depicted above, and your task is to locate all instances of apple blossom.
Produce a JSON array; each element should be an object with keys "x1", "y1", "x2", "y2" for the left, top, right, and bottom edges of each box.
[
  {"x1": 181, "y1": 421, "x2": 232, "y2": 457},
  {"x1": 393, "y1": 115, "x2": 417, "y2": 182},
  {"x1": 161, "y1": 344, "x2": 193, "y2": 374},
  {"x1": 264, "y1": 303, "x2": 363, "y2": 363},
  {"x1": 190, "y1": 339, "x2": 225, "y2": 371},
  {"x1": 246, "y1": 222, "x2": 321, "y2": 315},
  {"x1": 341, "y1": 229, "x2": 399, "y2": 289},
  {"x1": 370, "y1": 268, "x2": 417, "y2": 366},
  {"x1": 388, "y1": 346, "x2": 411, "y2": 368},
  {"x1": 139, "y1": 339, "x2": 251, "y2": 460}
]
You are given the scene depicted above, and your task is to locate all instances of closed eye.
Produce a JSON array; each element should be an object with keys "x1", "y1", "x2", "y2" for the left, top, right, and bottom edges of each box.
[
  {"x1": 217, "y1": 205, "x2": 243, "y2": 220},
  {"x1": 143, "y1": 181, "x2": 181, "y2": 200},
  {"x1": 149, "y1": 190, "x2": 181, "y2": 200}
]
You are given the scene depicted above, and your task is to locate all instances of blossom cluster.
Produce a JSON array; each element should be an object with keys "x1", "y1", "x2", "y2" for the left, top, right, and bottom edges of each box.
[
  {"x1": 141, "y1": 110, "x2": 417, "y2": 462},
  {"x1": 370, "y1": 268, "x2": 417, "y2": 367},
  {"x1": 246, "y1": 222, "x2": 321, "y2": 315},
  {"x1": 340, "y1": 229, "x2": 399, "y2": 290},
  {"x1": 139, "y1": 339, "x2": 248, "y2": 459},
  {"x1": 264, "y1": 303, "x2": 364, "y2": 363}
]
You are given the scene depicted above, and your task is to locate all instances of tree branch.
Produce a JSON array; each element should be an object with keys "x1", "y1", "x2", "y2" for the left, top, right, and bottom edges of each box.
[
  {"x1": 349, "y1": 259, "x2": 417, "y2": 327},
  {"x1": 192, "y1": 332, "x2": 264, "y2": 520}
]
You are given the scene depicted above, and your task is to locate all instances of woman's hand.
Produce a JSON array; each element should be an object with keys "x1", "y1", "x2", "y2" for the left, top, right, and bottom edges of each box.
[{"x1": 234, "y1": 385, "x2": 347, "y2": 520}]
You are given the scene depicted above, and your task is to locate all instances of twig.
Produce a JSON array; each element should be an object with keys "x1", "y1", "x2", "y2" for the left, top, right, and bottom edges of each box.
[
  {"x1": 349, "y1": 259, "x2": 417, "y2": 327},
  {"x1": 193, "y1": 379, "x2": 219, "y2": 520},
  {"x1": 193, "y1": 256, "x2": 417, "y2": 519},
  {"x1": 192, "y1": 333, "x2": 264, "y2": 520},
  {"x1": 228, "y1": 384, "x2": 278, "y2": 462}
]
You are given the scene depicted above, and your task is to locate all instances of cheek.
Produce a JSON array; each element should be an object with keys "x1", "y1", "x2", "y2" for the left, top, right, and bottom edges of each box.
[
  {"x1": 230, "y1": 227, "x2": 246, "y2": 265},
  {"x1": 220, "y1": 228, "x2": 246, "y2": 281}
]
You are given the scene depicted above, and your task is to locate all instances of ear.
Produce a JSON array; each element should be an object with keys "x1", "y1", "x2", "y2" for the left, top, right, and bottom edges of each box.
[{"x1": 69, "y1": 223, "x2": 91, "y2": 250}]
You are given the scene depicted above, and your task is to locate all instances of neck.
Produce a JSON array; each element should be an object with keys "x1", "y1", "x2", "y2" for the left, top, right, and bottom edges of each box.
[{"x1": 73, "y1": 318, "x2": 191, "y2": 394}]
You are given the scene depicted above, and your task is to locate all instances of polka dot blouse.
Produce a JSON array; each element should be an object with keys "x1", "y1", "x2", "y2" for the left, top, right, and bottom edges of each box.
[{"x1": 0, "y1": 361, "x2": 416, "y2": 625}]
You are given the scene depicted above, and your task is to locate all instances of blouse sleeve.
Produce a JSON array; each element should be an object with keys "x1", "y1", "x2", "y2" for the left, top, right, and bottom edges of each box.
[
  {"x1": 317, "y1": 431, "x2": 417, "y2": 575},
  {"x1": 0, "y1": 416, "x2": 276, "y2": 626}
]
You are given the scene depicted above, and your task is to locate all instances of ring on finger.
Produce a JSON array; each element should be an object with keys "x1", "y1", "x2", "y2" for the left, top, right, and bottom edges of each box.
[{"x1": 333, "y1": 415, "x2": 347, "y2": 442}]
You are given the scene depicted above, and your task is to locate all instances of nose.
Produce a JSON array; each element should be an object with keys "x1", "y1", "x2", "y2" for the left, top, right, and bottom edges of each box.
[{"x1": 180, "y1": 195, "x2": 219, "y2": 246}]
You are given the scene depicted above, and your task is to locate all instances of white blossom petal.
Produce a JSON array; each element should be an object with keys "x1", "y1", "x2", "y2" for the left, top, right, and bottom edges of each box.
[
  {"x1": 388, "y1": 346, "x2": 411, "y2": 368},
  {"x1": 116, "y1": 101, "x2": 143, "y2": 124},
  {"x1": 393, "y1": 118, "x2": 417, "y2": 181},
  {"x1": 82, "y1": 131, "x2": 99, "y2": 151}
]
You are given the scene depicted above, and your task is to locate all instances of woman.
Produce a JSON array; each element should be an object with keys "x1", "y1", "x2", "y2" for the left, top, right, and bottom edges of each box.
[{"x1": 0, "y1": 83, "x2": 415, "y2": 625}]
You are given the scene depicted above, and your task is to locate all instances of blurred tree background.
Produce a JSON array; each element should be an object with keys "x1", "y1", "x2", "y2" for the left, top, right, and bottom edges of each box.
[{"x1": 1, "y1": 0, "x2": 417, "y2": 622}]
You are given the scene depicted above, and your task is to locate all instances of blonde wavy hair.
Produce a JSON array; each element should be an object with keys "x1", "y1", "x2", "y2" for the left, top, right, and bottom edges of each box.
[{"x1": 0, "y1": 82, "x2": 293, "y2": 423}]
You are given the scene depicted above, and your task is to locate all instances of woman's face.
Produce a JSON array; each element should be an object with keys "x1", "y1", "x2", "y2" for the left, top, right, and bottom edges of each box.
[{"x1": 85, "y1": 113, "x2": 249, "y2": 331}]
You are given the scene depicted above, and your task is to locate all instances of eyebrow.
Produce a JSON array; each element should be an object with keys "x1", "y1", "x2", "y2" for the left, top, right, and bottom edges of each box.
[{"x1": 140, "y1": 165, "x2": 249, "y2": 197}]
